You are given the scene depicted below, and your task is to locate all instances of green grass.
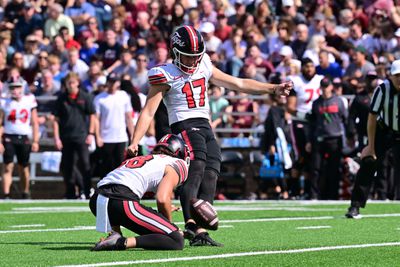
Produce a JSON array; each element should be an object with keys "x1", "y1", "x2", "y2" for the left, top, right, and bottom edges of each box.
[{"x1": 0, "y1": 200, "x2": 399, "y2": 266}]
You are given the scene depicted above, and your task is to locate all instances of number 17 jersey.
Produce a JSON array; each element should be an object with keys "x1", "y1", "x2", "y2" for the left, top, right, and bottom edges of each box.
[{"x1": 147, "y1": 54, "x2": 213, "y2": 125}]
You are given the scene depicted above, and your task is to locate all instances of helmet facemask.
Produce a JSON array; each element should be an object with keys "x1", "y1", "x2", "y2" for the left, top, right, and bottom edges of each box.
[{"x1": 173, "y1": 47, "x2": 205, "y2": 75}]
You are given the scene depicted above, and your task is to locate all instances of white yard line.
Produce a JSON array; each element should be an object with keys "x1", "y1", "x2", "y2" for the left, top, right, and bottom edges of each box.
[
  {"x1": 0, "y1": 199, "x2": 399, "y2": 205},
  {"x1": 218, "y1": 225, "x2": 234, "y2": 228},
  {"x1": 2, "y1": 213, "x2": 400, "y2": 234},
  {"x1": 10, "y1": 224, "x2": 45, "y2": 228},
  {"x1": 296, "y1": 226, "x2": 332, "y2": 230},
  {"x1": 54, "y1": 242, "x2": 400, "y2": 267},
  {"x1": 0, "y1": 226, "x2": 94, "y2": 234},
  {"x1": 0, "y1": 206, "x2": 342, "y2": 215}
]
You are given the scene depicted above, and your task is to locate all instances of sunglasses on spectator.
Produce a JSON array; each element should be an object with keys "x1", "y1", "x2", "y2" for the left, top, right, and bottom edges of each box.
[{"x1": 137, "y1": 58, "x2": 147, "y2": 62}]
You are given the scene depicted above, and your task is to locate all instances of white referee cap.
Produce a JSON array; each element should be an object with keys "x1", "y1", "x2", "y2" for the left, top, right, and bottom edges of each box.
[{"x1": 390, "y1": 59, "x2": 400, "y2": 75}]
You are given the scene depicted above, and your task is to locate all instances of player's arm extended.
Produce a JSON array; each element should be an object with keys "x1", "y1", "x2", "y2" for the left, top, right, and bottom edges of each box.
[
  {"x1": 156, "y1": 165, "x2": 180, "y2": 221},
  {"x1": 129, "y1": 84, "x2": 167, "y2": 151},
  {"x1": 210, "y1": 66, "x2": 292, "y2": 96}
]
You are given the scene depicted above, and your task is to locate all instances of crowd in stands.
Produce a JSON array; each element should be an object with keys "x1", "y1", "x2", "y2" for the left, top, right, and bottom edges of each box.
[{"x1": 0, "y1": 0, "x2": 400, "y2": 200}]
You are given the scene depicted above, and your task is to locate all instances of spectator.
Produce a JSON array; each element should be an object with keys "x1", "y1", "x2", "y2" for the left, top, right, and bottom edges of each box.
[
  {"x1": 209, "y1": 84, "x2": 229, "y2": 130},
  {"x1": 0, "y1": 30, "x2": 15, "y2": 60},
  {"x1": 200, "y1": 0, "x2": 218, "y2": 25},
  {"x1": 23, "y1": 35, "x2": 40, "y2": 70},
  {"x1": 343, "y1": 45, "x2": 375, "y2": 79},
  {"x1": 0, "y1": 81, "x2": 39, "y2": 199},
  {"x1": 112, "y1": 49, "x2": 136, "y2": 79},
  {"x1": 96, "y1": 29, "x2": 122, "y2": 74},
  {"x1": 59, "y1": 26, "x2": 81, "y2": 50},
  {"x1": 79, "y1": 30, "x2": 98, "y2": 65},
  {"x1": 111, "y1": 17, "x2": 130, "y2": 48},
  {"x1": 291, "y1": 24, "x2": 309, "y2": 60},
  {"x1": 52, "y1": 72, "x2": 96, "y2": 199},
  {"x1": 219, "y1": 27, "x2": 246, "y2": 76},
  {"x1": 242, "y1": 61, "x2": 267, "y2": 83},
  {"x1": 82, "y1": 60, "x2": 106, "y2": 94},
  {"x1": 214, "y1": 14, "x2": 232, "y2": 42},
  {"x1": 308, "y1": 12, "x2": 326, "y2": 37},
  {"x1": 131, "y1": 53, "x2": 149, "y2": 95},
  {"x1": 226, "y1": 92, "x2": 259, "y2": 137},
  {"x1": 303, "y1": 34, "x2": 335, "y2": 66},
  {"x1": 246, "y1": 45, "x2": 274, "y2": 79},
  {"x1": 280, "y1": 0, "x2": 306, "y2": 25},
  {"x1": 148, "y1": 43, "x2": 169, "y2": 69},
  {"x1": 316, "y1": 50, "x2": 342, "y2": 78},
  {"x1": 348, "y1": 19, "x2": 375, "y2": 54},
  {"x1": 336, "y1": 9, "x2": 354, "y2": 39},
  {"x1": 13, "y1": 2, "x2": 43, "y2": 51},
  {"x1": 268, "y1": 20, "x2": 293, "y2": 65},
  {"x1": 61, "y1": 47, "x2": 89, "y2": 81},
  {"x1": 34, "y1": 69, "x2": 61, "y2": 96},
  {"x1": 44, "y1": 3, "x2": 74, "y2": 39},
  {"x1": 324, "y1": 18, "x2": 344, "y2": 53},
  {"x1": 275, "y1": 45, "x2": 301, "y2": 78},
  {"x1": 83, "y1": 16, "x2": 103, "y2": 42},
  {"x1": 51, "y1": 35, "x2": 68, "y2": 63},
  {"x1": 47, "y1": 54, "x2": 66, "y2": 83},
  {"x1": 93, "y1": 75, "x2": 134, "y2": 178},
  {"x1": 199, "y1": 22, "x2": 222, "y2": 54},
  {"x1": 228, "y1": 0, "x2": 246, "y2": 26},
  {"x1": 65, "y1": 0, "x2": 96, "y2": 34}
]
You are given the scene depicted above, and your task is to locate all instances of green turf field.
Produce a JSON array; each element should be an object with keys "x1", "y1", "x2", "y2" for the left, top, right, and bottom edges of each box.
[{"x1": 0, "y1": 200, "x2": 399, "y2": 266}]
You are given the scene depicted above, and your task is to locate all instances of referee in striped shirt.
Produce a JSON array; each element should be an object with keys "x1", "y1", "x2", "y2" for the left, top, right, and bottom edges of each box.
[{"x1": 346, "y1": 59, "x2": 400, "y2": 219}]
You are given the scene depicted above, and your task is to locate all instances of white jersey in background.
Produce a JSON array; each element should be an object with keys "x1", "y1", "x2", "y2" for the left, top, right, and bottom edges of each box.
[
  {"x1": 147, "y1": 53, "x2": 213, "y2": 125},
  {"x1": 288, "y1": 74, "x2": 324, "y2": 116},
  {"x1": 0, "y1": 94, "x2": 37, "y2": 135},
  {"x1": 93, "y1": 90, "x2": 133, "y2": 143},
  {"x1": 97, "y1": 154, "x2": 188, "y2": 198}
]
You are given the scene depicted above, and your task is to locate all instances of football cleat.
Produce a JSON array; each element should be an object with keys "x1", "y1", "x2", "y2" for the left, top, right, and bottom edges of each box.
[
  {"x1": 345, "y1": 206, "x2": 362, "y2": 219},
  {"x1": 189, "y1": 232, "x2": 223, "y2": 247},
  {"x1": 91, "y1": 231, "x2": 125, "y2": 251}
]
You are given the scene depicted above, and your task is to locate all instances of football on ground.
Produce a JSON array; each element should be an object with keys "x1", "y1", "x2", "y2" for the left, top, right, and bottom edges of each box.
[{"x1": 190, "y1": 198, "x2": 218, "y2": 230}]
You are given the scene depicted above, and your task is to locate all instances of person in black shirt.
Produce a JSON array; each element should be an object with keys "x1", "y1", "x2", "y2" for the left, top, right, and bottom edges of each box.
[
  {"x1": 346, "y1": 60, "x2": 400, "y2": 218},
  {"x1": 52, "y1": 72, "x2": 96, "y2": 199},
  {"x1": 307, "y1": 77, "x2": 348, "y2": 199},
  {"x1": 96, "y1": 29, "x2": 122, "y2": 75}
]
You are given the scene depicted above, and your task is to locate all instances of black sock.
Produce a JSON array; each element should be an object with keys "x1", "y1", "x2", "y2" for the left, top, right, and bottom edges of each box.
[
  {"x1": 116, "y1": 237, "x2": 127, "y2": 250},
  {"x1": 185, "y1": 222, "x2": 199, "y2": 233}
]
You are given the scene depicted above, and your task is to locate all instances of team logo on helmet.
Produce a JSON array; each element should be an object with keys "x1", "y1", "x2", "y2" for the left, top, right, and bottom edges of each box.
[{"x1": 171, "y1": 32, "x2": 185, "y2": 47}]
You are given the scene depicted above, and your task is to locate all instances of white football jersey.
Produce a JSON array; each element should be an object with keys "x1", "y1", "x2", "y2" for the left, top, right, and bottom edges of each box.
[
  {"x1": 288, "y1": 74, "x2": 324, "y2": 115},
  {"x1": 0, "y1": 94, "x2": 37, "y2": 135},
  {"x1": 97, "y1": 154, "x2": 188, "y2": 199},
  {"x1": 147, "y1": 54, "x2": 213, "y2": 125}
]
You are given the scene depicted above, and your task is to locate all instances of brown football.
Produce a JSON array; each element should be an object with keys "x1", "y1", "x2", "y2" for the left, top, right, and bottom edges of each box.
[{"x1": 190, "y1": 198, "x2": 218, "y2": 230}]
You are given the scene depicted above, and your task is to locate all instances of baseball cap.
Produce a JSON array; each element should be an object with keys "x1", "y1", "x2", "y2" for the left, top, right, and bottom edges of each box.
[
  {"x1": 355, "y1": 45, "x2": 367, "y2": 55},
  {"x1": 106, "y1": 73, "x2": 119, "y2": 83},
  {"x1": 199, "y1": 22, "x2": 215, "y2": 34},
  {"x1": 282, "y1": 0, "x2": 294, "y2": 7},
  {"x1": 9, "y1": 81, "x2": 23, "y2": 88},
  {"x1": 313, "y1": 12, "x2": 325, "y2": 21},
  {"x1": 390, "y1": 59, "x2": 400, "y2": 75},
  {"x1": 320, "y1": 77, "x2": 331, "y2": 88},
  {"x1": 279, "y1": 45, "x2": 293, "y2": 57}
]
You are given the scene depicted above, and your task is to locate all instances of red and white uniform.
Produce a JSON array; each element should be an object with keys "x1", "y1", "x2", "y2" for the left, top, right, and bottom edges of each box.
[
  {"x1": 97, "y1": 154, "x2": 188, "y2": 198},
  {"x1": 0, "y1": 94, "x2": 37, "y2": 135},
  {"x1": 147, "y1": 54, "x2": 213, "y2": 125},
  {"x1": 288, "y1": 74, "x2": 323, "y2": 116}
]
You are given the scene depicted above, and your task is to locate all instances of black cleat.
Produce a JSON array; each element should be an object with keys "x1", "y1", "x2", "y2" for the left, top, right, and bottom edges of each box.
[
  {"x1": 189, "y1": 232, "x2": 223, "y2": 247},
  {"x1": 92, "y1": 231, "x2": 125, "y2": 251},
  {"x1": 345, "y1": 206, "x2": 362, "y2": 219},
  {"x1": 22, "y1": 192, "x2": 31, "y2": 199},
  {"x1": 183, "y1": 228, "x2": 196, "y2": 240}
]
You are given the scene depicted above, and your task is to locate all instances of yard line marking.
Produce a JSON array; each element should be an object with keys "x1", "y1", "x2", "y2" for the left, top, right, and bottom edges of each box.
[
  {"x1": 0, "y1": 206, "x2": 342, "y2": 215},
  {"x1": 54, "y1": 242, "x2": 400, "y2": 267},
  {"x1": 218, "y1": 225, "x2": 234, "y2": 228},
  {"x1": 0, "y1": 226, "x2": 94, "y2": 234},
  {"x1": 1, "y1": 200, "x2": 399, "y2": 205},
  {"x1": 2, "y1": 213, "x2": 400, "y2": 234},
  {"x1": 10, "y1": 224, "x2": 45, "y2": 228},
  {"x1": 296, "y1": 226, "x2": 332, "y2": 230}
]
